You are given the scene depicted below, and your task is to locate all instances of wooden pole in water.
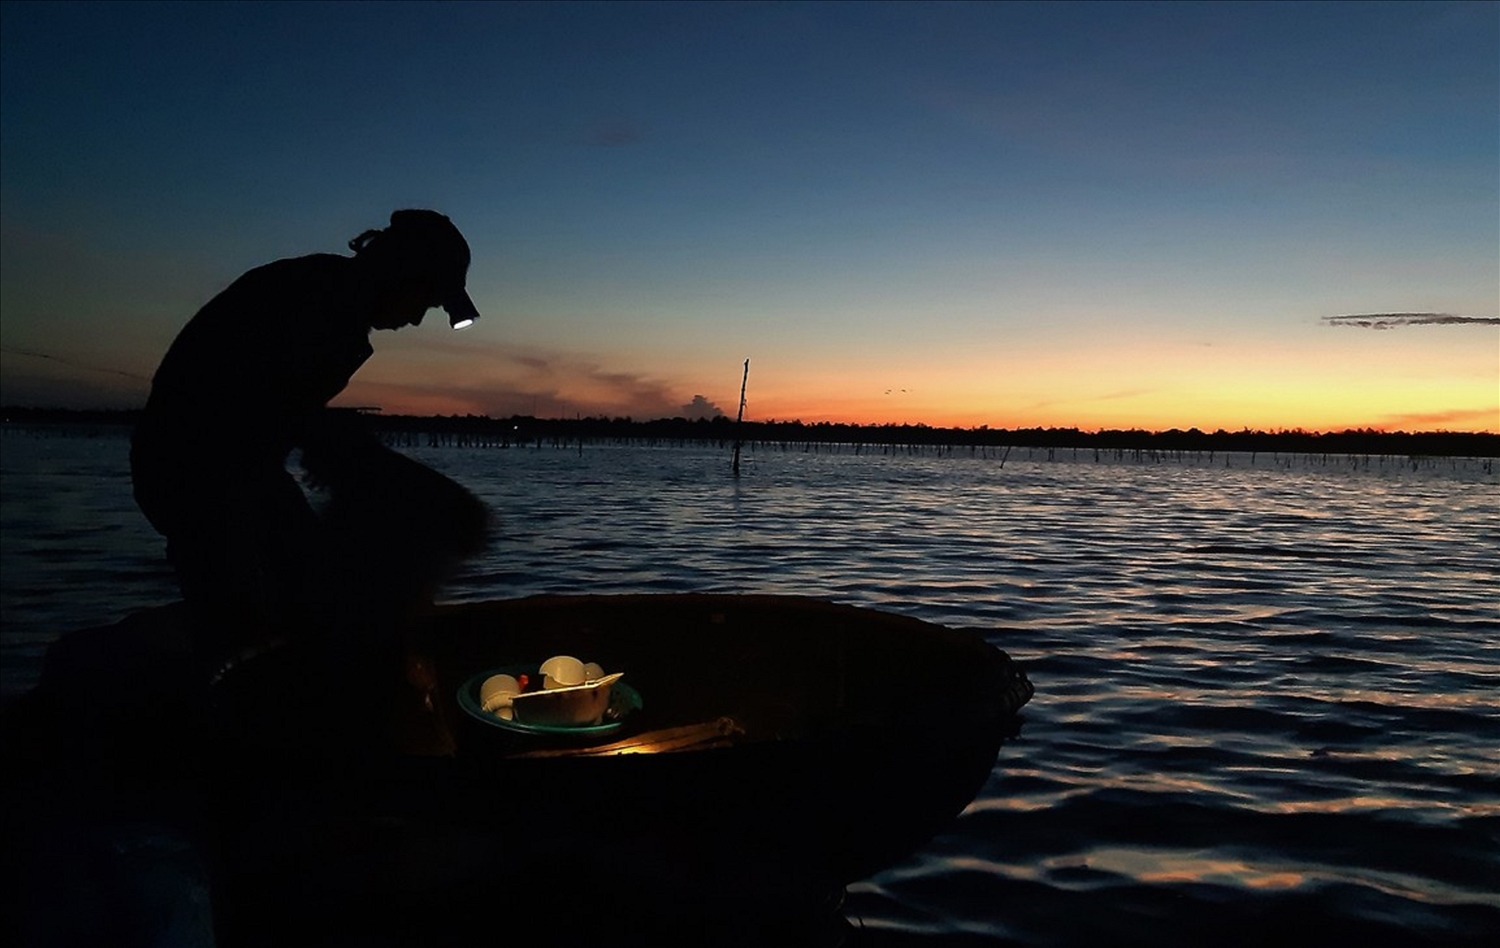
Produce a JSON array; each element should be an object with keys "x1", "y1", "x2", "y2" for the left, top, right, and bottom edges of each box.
[{"x1": 732, "y1": 358, "x2": 749, "y2": 476}]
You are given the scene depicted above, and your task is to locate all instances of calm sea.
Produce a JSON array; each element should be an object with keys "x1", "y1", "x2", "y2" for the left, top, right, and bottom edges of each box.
[{"x1": 2, "y1": 425, "x2": 1497, "y2": 946}]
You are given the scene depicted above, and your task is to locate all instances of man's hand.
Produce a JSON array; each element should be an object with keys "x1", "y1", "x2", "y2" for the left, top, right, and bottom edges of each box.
[{"x1": 300, "y1": 409, "x2": 382, "y2": 490}]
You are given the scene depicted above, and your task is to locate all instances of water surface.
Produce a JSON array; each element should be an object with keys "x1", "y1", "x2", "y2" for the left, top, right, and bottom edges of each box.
[{"x1": 3, "y1": 426, "x2": 1496, "y2": 945}]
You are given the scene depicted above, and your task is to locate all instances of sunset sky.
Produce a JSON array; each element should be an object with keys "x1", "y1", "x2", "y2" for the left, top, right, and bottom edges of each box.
[{"x1": 2, "y1": 0, "x2": 1496, "y2": 433}]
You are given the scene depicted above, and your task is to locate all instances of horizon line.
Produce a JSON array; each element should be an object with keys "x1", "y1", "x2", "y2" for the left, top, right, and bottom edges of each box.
[{"x1": 2, "y1": 404, "x2": 1496, "y2": 440}]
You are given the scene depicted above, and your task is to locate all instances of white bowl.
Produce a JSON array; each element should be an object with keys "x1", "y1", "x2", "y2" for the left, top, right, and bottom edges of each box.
[
  {"x1": 478, "y1": 673, "x2": 521, "y2": 713},
  {"x1": 540, "y1": 654, "x2": 587, "y2": 689}
]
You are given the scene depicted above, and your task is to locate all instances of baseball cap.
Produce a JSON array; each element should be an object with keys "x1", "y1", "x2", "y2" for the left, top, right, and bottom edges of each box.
[{"x1": 372, "y1": 209, "x2": 482, "y2": 330}]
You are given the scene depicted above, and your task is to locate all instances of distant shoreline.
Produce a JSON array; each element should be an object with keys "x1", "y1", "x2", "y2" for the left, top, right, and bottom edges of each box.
[{"x1": 4, "y1": 406, "x2": 1496, "y2": 458}]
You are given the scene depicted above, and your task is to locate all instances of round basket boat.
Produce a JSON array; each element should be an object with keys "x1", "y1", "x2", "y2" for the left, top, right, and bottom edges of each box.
[{"x1": 11, "y1": 593, "x2": 1033, "y2": 946}]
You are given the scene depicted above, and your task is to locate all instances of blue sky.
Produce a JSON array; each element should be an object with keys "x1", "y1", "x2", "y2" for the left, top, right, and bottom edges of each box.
[{"x1": 2, "y1": 1, "x2": 1496, "y2": 430}]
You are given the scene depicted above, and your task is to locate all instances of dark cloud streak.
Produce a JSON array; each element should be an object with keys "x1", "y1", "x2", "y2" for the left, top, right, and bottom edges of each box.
[
  {"x1": 1323, "y1": 313, "x2": 1500, "y2": 330},
  {"x1": 0, "y1": 345, "x2": 151, "y2": 381}
]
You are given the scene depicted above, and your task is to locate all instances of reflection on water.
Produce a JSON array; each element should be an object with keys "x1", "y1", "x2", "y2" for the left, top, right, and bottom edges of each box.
[
  {"x1": 1040, "y1": 848, "x2": 1308, "y2": 890},
  {"x1": 2, "y1": 426, "x2": 1498, "y2": 945}
]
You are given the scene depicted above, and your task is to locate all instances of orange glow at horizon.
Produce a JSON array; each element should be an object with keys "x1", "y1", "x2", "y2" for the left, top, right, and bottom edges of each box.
[
  {"x1": 334, "y1": 372, "x2": 1499, "y2": 434},
  {"x1": 321, "y1": 321, "x2": 1500, "y2": 434},
  {"x1": 334, "y1": 381, "x2": 1498, "y2": 435}
]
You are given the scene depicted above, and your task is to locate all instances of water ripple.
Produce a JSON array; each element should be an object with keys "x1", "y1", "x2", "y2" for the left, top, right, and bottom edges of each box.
[{"x1": 4, "y1": 430, "x2": 1498, "y2": 946}]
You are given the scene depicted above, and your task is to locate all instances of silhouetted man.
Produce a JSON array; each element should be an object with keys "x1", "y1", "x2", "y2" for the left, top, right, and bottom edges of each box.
[{"x1": 131, "y1": 210, "x2": 488, "y2": 673}]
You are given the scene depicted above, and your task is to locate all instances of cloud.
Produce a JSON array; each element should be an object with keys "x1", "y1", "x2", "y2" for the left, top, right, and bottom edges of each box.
[
  {"x1": 1364, "y1": 406, "x2": 1500, "y2": 431},
  {"x1": 342, "y1": 337, "x2": 693, "y2": 420},
  {"x1": 0, "y1": 373, "x2": 146, "y2": 410},
  {"x1": 679, "y1": 395, "x2": 724, "y2": 420},
  {"x1": 577, "y1": 120, "x2": 643, "y2": 147},
  {"x1": 0, "y1": 345, "x2": 151, "y2": 382},
  {"x1": 1021, "y1": 387, "x2": 1159, "y2": 412},
  {"x1": 1323, "y1": 313, "x2": 1500, "y2": 330},
  {"x1": 0, "y1": 345, "x2": 152, "y2": 409}
]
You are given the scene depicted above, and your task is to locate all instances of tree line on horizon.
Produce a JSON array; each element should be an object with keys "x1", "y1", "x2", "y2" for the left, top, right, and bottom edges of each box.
[{"x1": 4, "y1": 405, "x2": 1497, "y2": 458}]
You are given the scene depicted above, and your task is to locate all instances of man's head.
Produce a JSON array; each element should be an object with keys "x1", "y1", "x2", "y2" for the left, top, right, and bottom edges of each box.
[{"x1": 350, "y1": 210, "x2": 481, "y2": 330}]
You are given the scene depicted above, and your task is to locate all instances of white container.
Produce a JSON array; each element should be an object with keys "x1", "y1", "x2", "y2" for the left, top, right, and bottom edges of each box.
[
  {"x1": 539, "y1": 655, "x2": 587, "y2": 689},
  {"x1": 478, "y1": 673, "x2": 521, "y2": 713},
  {"x1": 510, "y1": 674, "x2": 623, "y2": 727}
]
